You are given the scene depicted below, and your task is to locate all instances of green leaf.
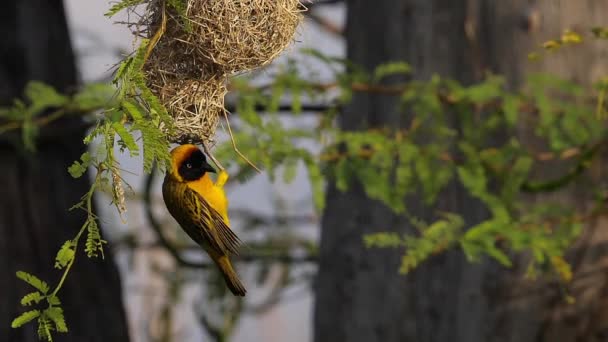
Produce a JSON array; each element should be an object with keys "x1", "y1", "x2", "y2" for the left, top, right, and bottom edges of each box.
[
  {"x1": 457, "y1": 163, "x2": 486, "y2": 197},
  {"x1": 54, "y1": 240, "x2": 75, "y2": 269},
  {"x1": 20, "y1": 292, "x2": 44, "y2": 306},
  {"x1": 415, "y1": 150, "x2": 443, "y2": 204},
  {"x1": 113, "y1": 56, "x2": 133, "y2": 86},
  {"x1": 304, "y1": 157, "x2": 325, "y2": 211},
  {"x1": 462, "y1": 75, "x2": 505, "y2": 103},
  {"x1": 85, "y1": 219, "x2": 105, "y2": 258},
  {"x1": 112, "y1": 122, "x2": 139, "y2": 156},
  {"x1": 105, "y1": 0, "x2": 146, "y2": 17},
  {"x1": 363, "y1": 232, "x2": 403, "y2": 248},
  {"x1": 501, "y1": 156, "x2": 533, "y2": 202},
  {"x1": 399, "y1": 213, "x2": 464, "y2": 274},
  {"x1": 292, "y1": 87, "x2": 303, "y2": 114},
  {"x1": 21, "y1": 118, "x2": 39, "y2": 151},
  {"x1": 47, "y1": 295, "x2": 61, "y2": 306},
  {"x1": 68, "y1": 152, "x2": 92, "y2": 179},
  {"x1": 106, "y1": 109, "x2": 124, "y2": 123},
  {"x1": 502, "y1": 95, "x2": 520, "y2": 126},
  {"x1": 463, "y1": 220, "x2": 496, "y2": 242},
  {"x1": 268, "y1": 79, "x2": 285, "y2": 113},
  {"x1": 461, "y1": 218, "x2": 513, "y2": 267},
  {"x1": 560, "y1": 106, "x2": 591, "y2": 145},
  {"x1": 24, "y1": 81, "x2": 69, "y2": 116},
  {"x1": 122, "y1": 100, "x2": 144, "y2": 121},
  {"x1": 37, "y1": 316, "x2": 53, "y2": 342},
  {"x1": 373, "y1": 61, "x2": 411, "y2": 82},
  {"x1": 16, "y1": 271, "x2": 50, "y2": 294},
  {"x1": 72, "y1": 83, "x2": 116, "y2": 110},
  {"x1": 236, "y1": 93, "x2": 263, "y2": 127},
  {"x1": 45, "y1": 307, "x2": 68, "y2": 333},
  {"x1": 334, "y1": 158, "x2": 351, "y2": 192},
  {"x1": 282, "y1": 158, "x2": 298, "y2": 183},
  {"x1": 11, "y1": 309, "x2": 41, "y2": 328},
  {"x1": 485, "y1": 244, "x2": 513, "y2": 267},
  {"x1": 132, "y1": 119, "x2": 171, "y2": 173},
  {"x1": 527, "y1": 73, "x2": 583, "y2": 96}
]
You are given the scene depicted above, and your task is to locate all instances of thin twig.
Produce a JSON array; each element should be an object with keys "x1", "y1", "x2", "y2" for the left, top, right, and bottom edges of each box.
[
  {"x1": 0, "y1": 108, "x2": 72, "y2": 134},
  {"x1": 224, "y1": 101, "x2": 333, "y2": 113},
  {"x1": 223, "y1": 110, "x2": 262, "y2": 173},
  {"x1": 303, "y1": 0, "x2": 345, "y2": 9},
  {"x1": 521, "y1": 141, "x2": 604, "y2": 193},
  {"x1": 143, "y1": 0, "x2": 166, "y2": 64},
  {"x1": 202, "y1": 141, "x2": 224, "y2": 171},
  {"x1": 306, "y1": 12, "x2": 343, "y2": 36}
]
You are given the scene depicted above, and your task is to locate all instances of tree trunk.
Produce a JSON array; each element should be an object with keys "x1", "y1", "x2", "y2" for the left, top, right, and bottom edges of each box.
[
  {"x1": 0, "y1": 1, "x2": 130, "y2": 341},
  {"x1": 314, "y1": 1, "x2": 608, "y2": 342}
]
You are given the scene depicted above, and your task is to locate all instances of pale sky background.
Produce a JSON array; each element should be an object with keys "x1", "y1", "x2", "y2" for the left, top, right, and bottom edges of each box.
[{"x1": 62, "y1": 1, "x2": 345, "y2": 341}]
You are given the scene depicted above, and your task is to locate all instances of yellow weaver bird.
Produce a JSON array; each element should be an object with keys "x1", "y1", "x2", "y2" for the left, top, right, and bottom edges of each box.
[{"x1": 162, "y1": 144, "x2": 246, "y2": 296}]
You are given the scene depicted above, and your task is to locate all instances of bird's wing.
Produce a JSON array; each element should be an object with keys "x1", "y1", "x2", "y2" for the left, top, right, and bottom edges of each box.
[{"x1": 182, "y1": 186, "x2": 242, "y2": 256}]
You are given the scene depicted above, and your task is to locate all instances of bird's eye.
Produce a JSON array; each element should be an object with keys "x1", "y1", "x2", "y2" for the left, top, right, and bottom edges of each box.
[{"x1": 186, "y1": 163, "x2": 192, "y2": 169}]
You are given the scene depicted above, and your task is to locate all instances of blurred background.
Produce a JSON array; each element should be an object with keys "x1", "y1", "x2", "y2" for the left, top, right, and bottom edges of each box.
[{"x1": 2, "y1": 1, "x2": 608, "y2": 342}]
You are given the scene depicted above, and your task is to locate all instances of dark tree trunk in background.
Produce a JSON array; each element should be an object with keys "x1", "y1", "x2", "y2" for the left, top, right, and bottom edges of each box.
[
  {"x1": 0, "y1": 1, "x2": 130, "y2": 341},
  {"x1": 315, "y1": 1, "x2": 608, "y2": 342}
]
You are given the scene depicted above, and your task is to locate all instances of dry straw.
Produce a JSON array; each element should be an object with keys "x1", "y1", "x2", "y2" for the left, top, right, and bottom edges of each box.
[
  {"x1": 144, "y1": 21, "x2": 227, "y2": 144},
  {"x1": 148, "y1": 73, "x2": 228, "y2": 144},
  {"x1": 184, "y1": 0, "x2": 304, "y2": 73},
  {"x1": 142, "y1": 0, "x2": 304, "y2": 144},
  {"x1": 144, "y1": 0, "x2": 304, "y2": 74}
]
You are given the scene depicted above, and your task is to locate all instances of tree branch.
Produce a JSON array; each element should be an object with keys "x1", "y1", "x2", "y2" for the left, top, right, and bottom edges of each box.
[{"x1": 521, "y1": 140, "x2": 604, "y2": 193}]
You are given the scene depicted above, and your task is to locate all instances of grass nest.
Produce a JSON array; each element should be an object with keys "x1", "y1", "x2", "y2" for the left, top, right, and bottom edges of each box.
[
  {"x1": 147, "y1": 72, "x2": 227, "y2": 144},
  {"x1": 140, "y1": 0, "x2": 304, "y2": 144},
  {"x1": 145, "y1": 0, "x2": 304, "y2": 75}
]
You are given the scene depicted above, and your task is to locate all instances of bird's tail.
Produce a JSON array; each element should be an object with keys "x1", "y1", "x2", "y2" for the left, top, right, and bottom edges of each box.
[{"x1": 214, "y1": 255, "x2": 247, "y2": 296}]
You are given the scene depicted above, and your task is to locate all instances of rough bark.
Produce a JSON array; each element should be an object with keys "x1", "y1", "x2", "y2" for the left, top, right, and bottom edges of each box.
[
  {"x1": 0, "y1": 1, "x2": 130, "y2": 341},
  {"x1": 314, "y1": 1, "x2": 608, "y2": 342}
]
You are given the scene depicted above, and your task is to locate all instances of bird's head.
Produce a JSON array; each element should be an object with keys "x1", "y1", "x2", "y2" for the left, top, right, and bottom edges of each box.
[{"x1": 169, "y1": 144, "x2": 216, "y2": 182}]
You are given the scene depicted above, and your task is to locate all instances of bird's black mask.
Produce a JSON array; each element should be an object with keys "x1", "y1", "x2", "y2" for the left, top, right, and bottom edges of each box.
[{"x1": 178, "y1": 149, "x2": 216, "y2": 182}]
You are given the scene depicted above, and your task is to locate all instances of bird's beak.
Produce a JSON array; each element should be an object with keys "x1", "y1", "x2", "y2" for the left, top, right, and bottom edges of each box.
[{"x1": 203, "y1": 162, "x2": 216, "y2": 173}]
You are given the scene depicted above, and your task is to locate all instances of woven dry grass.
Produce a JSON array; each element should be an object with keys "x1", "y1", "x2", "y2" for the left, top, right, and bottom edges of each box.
[
  {"x1": 140, "y1": 0, "x2": 304, "y2": 144},
  {"x1": 189, "y1": 0, "x2": 303, "y2": 73},
  {"x1": 148, "y1": 75, "x2": 227, "y2": 144},
  {"x1": 145, "y1": 0, "x2": 303, "y2": 75}
]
